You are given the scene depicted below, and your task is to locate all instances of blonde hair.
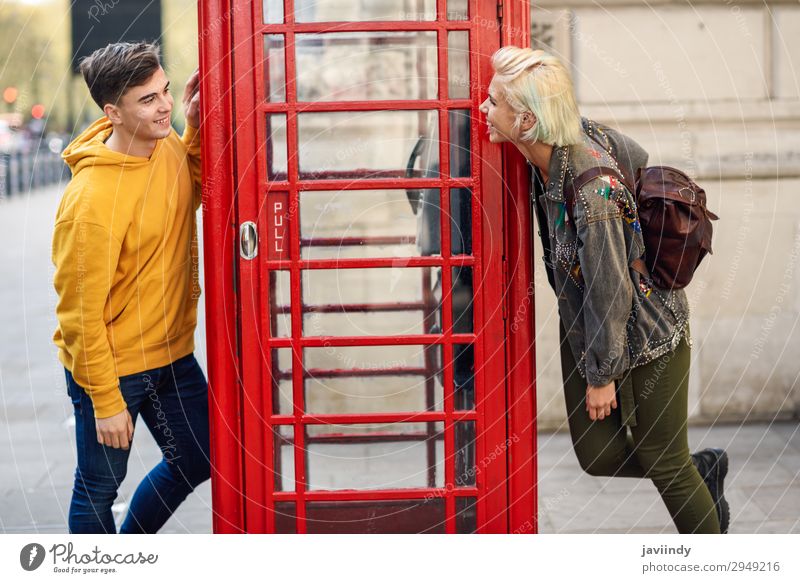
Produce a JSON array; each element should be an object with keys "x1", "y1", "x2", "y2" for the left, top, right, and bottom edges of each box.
[{"x1": 490, "y1": 47, "x2": 583, "y2": 146}]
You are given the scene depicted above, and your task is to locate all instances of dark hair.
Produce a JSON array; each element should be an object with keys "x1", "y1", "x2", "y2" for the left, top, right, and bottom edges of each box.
[{"x1": 79, "y1": 42, "x2": 162, "y2": 109}]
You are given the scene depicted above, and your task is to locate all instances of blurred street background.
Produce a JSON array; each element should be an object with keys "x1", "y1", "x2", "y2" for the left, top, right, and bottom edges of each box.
[
  {"x1": 1, "y1": 0, "x2": 198, "y2": 199},
  {"x1": 0, "y1": 0, "x2": 207, "y2": 533}
]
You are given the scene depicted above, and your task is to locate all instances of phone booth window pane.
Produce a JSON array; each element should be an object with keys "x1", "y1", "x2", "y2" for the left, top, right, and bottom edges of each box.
[
  {"x1": 305, "y1": 422, "x2": 444, "y2": 490},
  {"x1": 305, "y1": 498, "x2": 445, "y2": 534},
  {"x1": 263, "y1": 0, "x2": 284, "y2": 23},
  {"x1": 302, "y1": 267, "x2": 441, "y2": 336},
  {"x1": 271, "y1": 348, "x2": 293, "y2": 415},
  {"x1": 299, "y1": 190, "x2": 440, "y2": 260},
  {"x1": 448, "y1": 32, "x2": 470, "y2": 98},
  {"x1": 263, "y1": 35, "x2": 286, "y2": 102},
  {"x1": 295, "y1": 32, "x2": 437, "y2": 102},
  {"x1": 455, "y1": 497, "x2": 477, "y2": 533},
  {"x1": 447, "y1": 0, "x2": 468, "y2": 20},
  {"x1": 449, "y1": 109, "x2": 471, "y2": 178},
  {"x1": 294, "y1": 0, "x2": 436, "y2": 22},
  {"x1": 297, "y1": 110, "x2": 438, "y2": 181},
  {"x1": 454, "y1": 420, "x2": 476, "y2": 486},
  {"x1": 268, "y1": 270, "x2": 291, "y2": 338},
  {"x1": 415, "y1": 187, "x2": 441, "y2": 256},
  {"x1": 453, "y1": 343, "x2": 475, "y2": 410},
  {"x1": 452, "y1": 265, "x2": 473, "y2": 333},
  {"x1": 450, "y1": 187, "x2": 472, "y2": 256},
  {"x1": 266, "y1": 114, "x2": 288, "y2": 181},
  {"x1": 302, "y1": 344, "x2": 444, "y2": 414},
  {"x1": 273, "y1": 425, "x2": 295, "y2": 492},
  {"x1": 274, "y1": 502, "x2": 296, "y2": 533}
]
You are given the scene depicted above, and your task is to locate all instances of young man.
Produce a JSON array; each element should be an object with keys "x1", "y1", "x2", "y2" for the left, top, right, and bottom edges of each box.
[{"x1": 52, "y1": 42, "x2": 209, "y2": 533}]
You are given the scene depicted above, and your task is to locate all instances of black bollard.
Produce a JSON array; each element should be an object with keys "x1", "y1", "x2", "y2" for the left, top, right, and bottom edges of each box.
[{"x1": 0, "y1": 153, "x2": 9, "y2": 199}]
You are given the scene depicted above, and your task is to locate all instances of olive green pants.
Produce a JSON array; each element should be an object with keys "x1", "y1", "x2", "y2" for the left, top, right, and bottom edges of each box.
[{"x1": 559, "y1": 324, "x2": 720, "y2": 534}]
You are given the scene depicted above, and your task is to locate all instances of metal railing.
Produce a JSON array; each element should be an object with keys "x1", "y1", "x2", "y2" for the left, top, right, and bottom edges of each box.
[{"x1": 0, "y1": 150, "x2": 69, "y2": 199}]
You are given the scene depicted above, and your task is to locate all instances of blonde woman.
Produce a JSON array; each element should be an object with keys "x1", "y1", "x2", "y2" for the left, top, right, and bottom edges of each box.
[{"x1": 479, "y1": 46, "x2": 729, "y2": 534}]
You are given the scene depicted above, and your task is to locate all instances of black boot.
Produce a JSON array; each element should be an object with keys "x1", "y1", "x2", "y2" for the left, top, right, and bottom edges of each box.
[{"x1": 691, "y1": 448, "x2": 730, "y2": 533}]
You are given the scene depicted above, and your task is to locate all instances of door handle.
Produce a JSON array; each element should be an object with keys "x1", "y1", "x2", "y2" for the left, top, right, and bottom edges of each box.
[{"x1": 239, "y1": 221, "x2": 258, "y2": 260}]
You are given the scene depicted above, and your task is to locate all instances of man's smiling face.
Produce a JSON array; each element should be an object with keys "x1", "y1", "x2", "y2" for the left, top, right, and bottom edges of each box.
[{"x1": 110, "y1": 66, "x2": 173, "y2": 142}]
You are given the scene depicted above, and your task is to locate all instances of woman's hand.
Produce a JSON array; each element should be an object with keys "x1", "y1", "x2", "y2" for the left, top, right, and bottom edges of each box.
[{"x1": 586, "y1": 382, "x2": 617, "y2": 421}]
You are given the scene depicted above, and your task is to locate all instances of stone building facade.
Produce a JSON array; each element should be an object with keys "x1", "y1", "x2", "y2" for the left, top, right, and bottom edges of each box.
[{"x1": 530, "y1": 0, "x2": 800, "y2": 429}]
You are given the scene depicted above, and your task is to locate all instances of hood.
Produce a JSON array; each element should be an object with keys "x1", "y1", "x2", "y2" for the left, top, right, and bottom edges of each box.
[{"x1": 62, "y1": 118, "x2": 157, "y2": 174}]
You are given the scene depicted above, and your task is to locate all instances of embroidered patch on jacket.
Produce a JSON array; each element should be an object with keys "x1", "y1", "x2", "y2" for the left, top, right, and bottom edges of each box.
[
  {"x1": 555, "y1": 201, "x2": 567, "y2": 227},
  {"x1": 612, "y1": 187, "x2": 642, "y2": 233},
  {"x1": 591, "y1": 175, "x2": 618, "y2": 200}
]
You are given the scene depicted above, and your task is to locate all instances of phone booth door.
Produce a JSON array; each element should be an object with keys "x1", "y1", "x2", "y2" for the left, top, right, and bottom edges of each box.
[{"x1": 200, "y1": 0, "x2": 536, "y2": 534}]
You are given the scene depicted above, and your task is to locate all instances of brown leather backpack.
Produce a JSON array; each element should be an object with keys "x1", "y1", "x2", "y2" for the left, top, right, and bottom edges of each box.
[{"x1": 565, "y1": 164, "x2": 719, "y2": 290}]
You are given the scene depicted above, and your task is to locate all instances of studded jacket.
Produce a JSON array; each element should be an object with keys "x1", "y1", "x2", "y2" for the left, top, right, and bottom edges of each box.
[{"x1": 531, "y1": 119, "x2": 691, "y2": 403}]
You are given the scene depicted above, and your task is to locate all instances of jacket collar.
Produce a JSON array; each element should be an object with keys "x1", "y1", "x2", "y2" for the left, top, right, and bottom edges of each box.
[
  {"x1": 543, "y1": 145, "x2": 569, "y2": 202},
  {"x1": 527, "y1": 145, "x2": 570, "y2": 202}
]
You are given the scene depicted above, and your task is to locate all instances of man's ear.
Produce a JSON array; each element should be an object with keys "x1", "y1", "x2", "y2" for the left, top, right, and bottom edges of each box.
[{"x1": 103, "y1": 103, "x2": 122, "y2": 125}]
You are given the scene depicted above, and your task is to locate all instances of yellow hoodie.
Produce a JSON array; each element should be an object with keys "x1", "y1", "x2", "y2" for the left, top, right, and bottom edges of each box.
[{"x1": 52, "y1": 117, "x2": 202, "y2": 418}]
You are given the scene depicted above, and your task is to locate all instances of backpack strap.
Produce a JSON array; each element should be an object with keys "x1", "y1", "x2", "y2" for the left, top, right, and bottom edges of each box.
[
  {"x1": 564, "y1": 165, "x2": 653, "y2": 281},
  {"x1": 630, "y1": 257, "x2": 651, "y2": 280},
  {"x1": 584, "y1": 124, "x2": 636, "y2": 193},
  {"x1": 563, "y1": 165, "x2": 625, "y2": 220}
]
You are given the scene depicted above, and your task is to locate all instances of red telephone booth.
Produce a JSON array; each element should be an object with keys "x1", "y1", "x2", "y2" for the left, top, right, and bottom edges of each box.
[{"x1": 198, "y1": 0, "x2": 536, "y2": 533}]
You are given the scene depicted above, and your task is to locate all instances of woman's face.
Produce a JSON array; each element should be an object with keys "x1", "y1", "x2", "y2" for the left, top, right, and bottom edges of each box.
[{"x1": 479, "y1": 78, "x2": 520, "y2": 144}]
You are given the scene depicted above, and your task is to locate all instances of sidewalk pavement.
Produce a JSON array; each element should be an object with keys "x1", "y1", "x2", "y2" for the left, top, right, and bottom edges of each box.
[{"x1": 1, "y1": 185, "x2": 797, "y2": 534}]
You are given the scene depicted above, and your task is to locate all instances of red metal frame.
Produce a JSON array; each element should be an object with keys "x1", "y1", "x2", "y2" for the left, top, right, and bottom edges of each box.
[
  {"x1": 499, "y1": 0, "x2": 537, "y2": 535},
  {"x1": 199, "y1": 0, "x2": 536, "y2": 534},
  {"x1": 197, "y1": 0, "x2": 243, "y2": 534}
]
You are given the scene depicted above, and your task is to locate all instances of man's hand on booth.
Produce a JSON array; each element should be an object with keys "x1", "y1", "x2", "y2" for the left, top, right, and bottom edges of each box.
[{"x1": 183, "y1": 69, "x2": 200, "y2": 129}]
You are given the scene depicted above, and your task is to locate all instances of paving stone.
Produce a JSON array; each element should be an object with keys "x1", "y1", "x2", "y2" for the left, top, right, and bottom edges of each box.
[
  {"x1": 0, "y1": 486, "x2": 71, "y2": 533},
  {"x1": 725, "y1": 485, "x2": 770, "y2": 525},
  {"x1": 742, "y1": 484, "x2": 800, "y2": 521},
  {"x1": 769, "y1": 422, "x2": 800, "y2": 455},
  {"x1": 689, "y1": 423, "x2": 792, "y2": 459},
  {"x1": 545, "y1": 488, "x2": 675, "y2": 533},
  {"x1": 727, "y1": 519, "x2": 800, "y2": 534},
  {"x1": 726, "y1": 457, "x2": 797, "y2": 488}
]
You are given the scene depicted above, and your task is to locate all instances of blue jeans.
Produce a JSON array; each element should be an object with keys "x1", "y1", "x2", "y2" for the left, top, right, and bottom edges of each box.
[{"x1": 65, "y1": 353, "x2": 211, "y2": 534}]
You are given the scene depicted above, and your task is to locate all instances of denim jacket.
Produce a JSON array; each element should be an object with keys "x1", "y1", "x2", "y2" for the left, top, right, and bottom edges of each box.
[{"x1": 532, "y1": 119, "x2": 691, "y2": 420}]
